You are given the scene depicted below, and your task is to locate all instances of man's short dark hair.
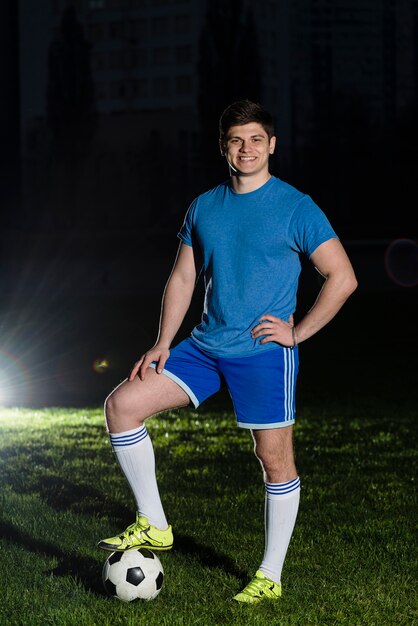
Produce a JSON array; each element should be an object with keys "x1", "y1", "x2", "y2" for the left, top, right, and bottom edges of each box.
[{"x1": 219, "y1": 99, "x2": 275, "y2": 142}]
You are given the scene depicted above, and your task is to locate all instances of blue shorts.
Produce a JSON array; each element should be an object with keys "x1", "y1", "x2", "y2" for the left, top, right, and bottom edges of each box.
[{"x1": 149, "y1": 338, "x2": 299, "y2": 430}]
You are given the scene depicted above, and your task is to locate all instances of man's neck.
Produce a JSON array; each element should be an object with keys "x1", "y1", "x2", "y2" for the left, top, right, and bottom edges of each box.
[{"x1": 230, "y1": 170, "x2": 272, "y2": 194}]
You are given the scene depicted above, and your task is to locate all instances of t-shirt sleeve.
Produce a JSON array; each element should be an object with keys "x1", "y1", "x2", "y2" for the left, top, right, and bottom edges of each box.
[
  {"x1": 177, "y1": 198, "x2": 198, "y2": 247},
  {"x1": 288, "y1": 195, "x2": 338, "y2": 257}
]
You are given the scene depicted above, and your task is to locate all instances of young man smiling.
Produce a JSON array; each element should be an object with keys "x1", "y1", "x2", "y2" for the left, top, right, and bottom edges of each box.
[
  {"x1": 99, "y1": 100, "x2": 357, "y2": 603},
  {"x1": 222, "y1": 122, "x2": 276, "y2": 186}
]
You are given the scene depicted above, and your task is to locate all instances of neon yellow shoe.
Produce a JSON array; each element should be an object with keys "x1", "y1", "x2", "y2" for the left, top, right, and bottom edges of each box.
[
  {"x1": 233, "y1": 570, "x2": 282, "y2": 604},
  {"x1": 98, "y1": 513, "x2": 173, "y2": 552}
]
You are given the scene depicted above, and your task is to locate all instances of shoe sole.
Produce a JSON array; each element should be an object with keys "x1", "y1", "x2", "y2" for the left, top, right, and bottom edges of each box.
[
  {"x1": 97, "y1": 541, "x2": 173, "y2": 552},
  {"x1": 233, "y1": 594, "x2": 280, "y2": 604}
]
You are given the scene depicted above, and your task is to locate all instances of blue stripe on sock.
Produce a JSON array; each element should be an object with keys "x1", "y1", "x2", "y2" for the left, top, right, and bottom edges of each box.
[
  {"x1": 110, "y1": 426, "x2": 148, "y2": 447},
  {"x1": 265, "y1": 477, "x2": 300, "y2": 496}
]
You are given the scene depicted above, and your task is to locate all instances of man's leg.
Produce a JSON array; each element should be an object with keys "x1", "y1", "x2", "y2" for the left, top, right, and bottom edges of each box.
[
  {"x1": 253, "y1": 426, "x2": 300, "y2": 583},
  {"x1": 234, "y1": 426, "x2": 300, "y2": 602},
  {"x1": 98, "y1": 367, "x2": 189, "y2": 551}
]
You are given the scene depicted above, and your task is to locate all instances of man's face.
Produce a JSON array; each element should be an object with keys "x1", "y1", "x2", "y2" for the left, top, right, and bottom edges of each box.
[{"x1": 220, "y1": 122, "x2": 276, "y2": 177}]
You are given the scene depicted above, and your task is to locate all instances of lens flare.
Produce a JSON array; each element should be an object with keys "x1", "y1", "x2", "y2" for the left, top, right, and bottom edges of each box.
[
  {"x1": 93, "y1": 358, "x2": 110, "y2": 374},
  {"x1": 384, "y1": 238, "x2": 418, "y2": 287},
  {"x1": 0, "y1": 351, "x2": 31, "y2": 406}
]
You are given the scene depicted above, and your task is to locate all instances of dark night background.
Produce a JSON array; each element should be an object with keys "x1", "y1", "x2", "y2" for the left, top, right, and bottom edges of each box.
[{"x1": 0, "y1": 0, "x2": 416, "y2": 408}]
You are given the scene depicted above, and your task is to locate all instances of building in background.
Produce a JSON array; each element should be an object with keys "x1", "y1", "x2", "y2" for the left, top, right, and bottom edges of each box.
[
  {"x1": 0, "y1": 0, "x2": 20, "y2": 225},
  {"x1": 16, "y1": 0, "x2": 292, "y2": 235},
  {"x1": 289, "y1": 0, "x2": 418, "y2": 233},
  {"x1": 3, "y1": 0, "x2": 416, "y2": 243}
]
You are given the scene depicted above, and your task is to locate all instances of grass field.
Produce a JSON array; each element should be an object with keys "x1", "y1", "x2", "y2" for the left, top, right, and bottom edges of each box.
[{"x1": 0, "y1": 396, "x2": 416, "y2": 626}]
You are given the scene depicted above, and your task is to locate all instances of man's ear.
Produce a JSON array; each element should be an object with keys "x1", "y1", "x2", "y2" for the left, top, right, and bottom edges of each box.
[
  {"x1": 219, "y1": 139, "x2": 226, "y2": 156},
  {"x1": 269, "y1": 136, "x2": 277, "y2": 155}
]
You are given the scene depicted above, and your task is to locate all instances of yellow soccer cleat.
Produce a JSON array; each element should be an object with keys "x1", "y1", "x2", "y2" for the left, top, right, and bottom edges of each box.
[
  {"x1": 233, "y1": 570, "x2": 282, "y2": 604},
  {"x1": 98, "y1": 513, "x2": 173, "y2": 552}
]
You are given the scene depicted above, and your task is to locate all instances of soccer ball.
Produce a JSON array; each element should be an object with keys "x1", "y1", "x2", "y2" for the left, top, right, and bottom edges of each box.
[{"x1": 102, "y1": 548, "x2": 164, "y2": 602}]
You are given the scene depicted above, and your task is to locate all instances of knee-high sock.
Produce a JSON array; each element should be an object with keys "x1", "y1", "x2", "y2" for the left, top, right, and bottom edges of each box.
[
  {"x1": 109, "y1": 425, "x2": 168, "y2": 530},
  {"x1": 259, "y1": 477, "x2": 300, "y2": 584}
]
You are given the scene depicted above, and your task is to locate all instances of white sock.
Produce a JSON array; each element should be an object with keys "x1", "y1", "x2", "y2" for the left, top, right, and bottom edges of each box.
[
  {"x1": 109, "y1": 425, "x2": 168, "y2": 530},
  {"x1": 259, "y1": 477, "x2": 300, "y2": 584}
]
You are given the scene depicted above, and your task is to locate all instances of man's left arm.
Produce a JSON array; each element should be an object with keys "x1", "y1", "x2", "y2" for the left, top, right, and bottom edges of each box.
[
  {"x1": 251, "y1": 238, "x2": 358, "y2": 347},
  {"x1": 292, "y1": 238, "x2": 358, "y2": 345}
]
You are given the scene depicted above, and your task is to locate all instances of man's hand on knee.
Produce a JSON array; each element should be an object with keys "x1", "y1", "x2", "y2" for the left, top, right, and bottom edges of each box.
[{"x1": 129, "y1": 345, "x2": 170, "y2": 381}]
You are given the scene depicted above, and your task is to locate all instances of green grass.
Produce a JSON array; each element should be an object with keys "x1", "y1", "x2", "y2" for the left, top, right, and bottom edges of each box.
[{"x1": 0, "y1": 401, "x2": 416, "y2": 626}]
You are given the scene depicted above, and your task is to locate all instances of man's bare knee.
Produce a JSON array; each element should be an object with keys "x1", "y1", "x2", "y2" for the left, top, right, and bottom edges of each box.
[
  {"x1": 104, "y1": 369, "x2": 190, "y2": 433},
  {"x1": 104, "y1": 382, "x2": 138, "y2": 432},
  {"x1": 104, "y1": 387, "x2": 126, "y2": 428}
]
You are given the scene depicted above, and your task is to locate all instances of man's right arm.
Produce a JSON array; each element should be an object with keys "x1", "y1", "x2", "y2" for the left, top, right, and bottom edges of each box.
[{"x1": 129, "y1": 242, "x2": 197, "y2": 381}]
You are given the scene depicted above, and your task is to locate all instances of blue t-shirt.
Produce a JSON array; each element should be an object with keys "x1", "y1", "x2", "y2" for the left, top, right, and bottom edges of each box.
[{"x1": 178, "y1": 176, "x2": 337, "y2": 357}]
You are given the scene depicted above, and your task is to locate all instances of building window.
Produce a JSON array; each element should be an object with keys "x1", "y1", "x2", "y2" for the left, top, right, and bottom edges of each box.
[
  {"x1": 154, "y1": 77, "x2": 170, "y2": 97},
  {"x1": 176, "y1": 75, "x2": 192, "y2": 94},
  {"x1": 89, "y1": 0, "x2": 105, "y2": 9},
  {"x1": 51, "y1": 0, "x2": 61, "y2": 16},
  {"x1": 176, "y1": 45, "x2": 191, "y2": 64},
  {"x1": 110, "y1": 80, "x2": 127, "y2": 99},
  {"x1": 109, "y1": 21, "x2": 125, "y2": 39},
  {"x1": 153, "y1": 17, "x2": 170, "y2": 35},
  {"x1": 88, "y1": 22, "x2": 106, "y2": 42},
  {"x1": 174, "y1": 15, "x2": 191, "y2": 34},
  {"x1": 265, "y1": 1, "x2": 276, "y2": 18},
  {"x1": 131, "y1": 78, "x2": 149, "y2": 97},
  {"x1": 95, "y1": 82, "x2": 107, "y2": 99},
  {"x1": 109, "y1": 50, "x2": 126, "y2": 69},
  {"x1": 130, "y1": 18, "x2": 147, "y2": 39},
  {"x1": 107, "y1": 0, "x2": 130, "y2": 7},
  {"x1": 153, "y1": 46, "x2": 171, "y2": 66},
  {"x1": 128, "y1": 48, "x2": 148, "y2": 68},
  {"x1": 92, "y1": 51, "x2": 106, "y2": 71}
]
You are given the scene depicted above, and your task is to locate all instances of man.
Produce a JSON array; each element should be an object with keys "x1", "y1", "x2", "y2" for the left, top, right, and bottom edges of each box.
[{"x1": 98, "y1": 100, "x2": 358, "y2": 603}]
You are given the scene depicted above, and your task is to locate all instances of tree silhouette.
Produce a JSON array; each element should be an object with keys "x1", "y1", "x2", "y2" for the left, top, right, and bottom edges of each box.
[
  {"x1": 46, "y1": 6, "x2": 97, "y2": 226},
  {"x1": 197, "y1": 0, "x2": 262, "y2": 185},
  {"x1": 46, "y1": 6, "x2": 97, "y2": 161}
]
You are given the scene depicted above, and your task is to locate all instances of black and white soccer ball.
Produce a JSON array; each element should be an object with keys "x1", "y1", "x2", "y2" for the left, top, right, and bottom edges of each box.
[{"x1": 102, "y1": 548, "x2": 164, "y2": 602}]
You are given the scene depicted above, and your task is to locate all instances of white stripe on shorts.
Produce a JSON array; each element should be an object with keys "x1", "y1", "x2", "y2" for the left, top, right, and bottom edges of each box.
[{"x1": 283, "y1": 348, "x2": 296, "y2": 422}]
